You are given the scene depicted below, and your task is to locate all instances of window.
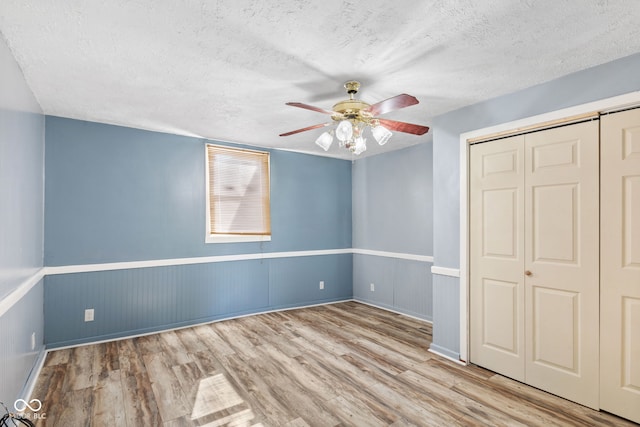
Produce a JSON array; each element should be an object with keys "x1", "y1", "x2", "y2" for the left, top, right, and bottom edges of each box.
[{"x1": 205, "y1": 144, "x2": 271, "y2": 243}]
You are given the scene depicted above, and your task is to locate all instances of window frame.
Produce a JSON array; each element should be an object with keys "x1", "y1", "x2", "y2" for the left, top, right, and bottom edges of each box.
[{"x1": 205, "y1": 143, "x2": 272, "y2": 244}]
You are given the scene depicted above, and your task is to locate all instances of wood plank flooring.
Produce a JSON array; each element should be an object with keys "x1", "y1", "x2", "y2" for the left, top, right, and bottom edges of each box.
[{"x1": 29, "y1": 302, "x2": 635, "y2": 426}]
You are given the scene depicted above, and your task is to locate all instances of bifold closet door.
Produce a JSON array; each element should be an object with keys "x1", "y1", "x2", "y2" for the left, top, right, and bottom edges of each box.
[
  {"x1": 470, "y1": 135, "x2": 526, "y2": 381},
  {"x1": 523, "y1": 121, "x2": 599, "y2": 410},
  {"x1": 600, "y1": 109, "x2": 640, "y2": 423},
  {"x1": 470, "y1": 121, "x2": 599, "y2": 409}
]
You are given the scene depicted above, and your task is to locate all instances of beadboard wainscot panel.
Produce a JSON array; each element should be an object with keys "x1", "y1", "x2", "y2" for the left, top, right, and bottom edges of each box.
[
  {"x1": 353, "y1": 254, "x2": 395, "y2": 308},
  {"x1": 430, "y1": 271, "x2": 460, "y2": 361},
  {"x1": 393, "y1": 258, "x2": 433, "y2": 320},
  {"x1": 44, "y1": 260, "x2": 271, "y2": 347},
  {"x1": 268, "y1": 254, "x2": 352, "y2": 308},
  {"x1": 44, "y1": 252, "x2": 354, "y2": 348},
  {"x1": 353, "y1": 253, "x2": 432, "y2": 321}
]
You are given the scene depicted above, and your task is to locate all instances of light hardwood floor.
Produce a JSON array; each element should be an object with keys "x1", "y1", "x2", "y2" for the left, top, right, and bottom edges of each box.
[{"x1": 29, "y1": 302, "x2": 635, "y2": 426}]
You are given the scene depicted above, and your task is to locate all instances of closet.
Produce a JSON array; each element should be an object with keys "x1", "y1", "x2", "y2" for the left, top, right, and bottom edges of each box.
[{"x1": 469, "y1": 108, "x2": 640, "y2": 423}]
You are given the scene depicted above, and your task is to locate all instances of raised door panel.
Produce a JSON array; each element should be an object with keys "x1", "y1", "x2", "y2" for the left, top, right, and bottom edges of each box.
[
  {"x1": 524, "y1": 121, "x2": 599, "y2": 410},
  {"x1": 482, "y1": 189, "x2": 518, "y2": 258},
  {"x1": 470, "y1": 135, "x2": 525, "y2": 381},
  {"x1": 622, "y1": 297, "x2": 640, "y2": 393},
  {"x1": 531, "y1": 287, "x2": 579, "y2": 374},
  {"x1": 532, "y1": 184, "x2": 578, "y2": 264},
  {"x1": 481, "y1": 278, "x2": 519, "y2": 354},
  {"x1": 601, "y1": 109, "x2": 640, "y2": 423},
  {"x1": 624, "y1": 176, "x2": 640, "y2": 268}
]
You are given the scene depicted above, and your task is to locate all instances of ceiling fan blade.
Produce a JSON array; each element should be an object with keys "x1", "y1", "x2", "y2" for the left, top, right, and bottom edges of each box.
[
  {"x1": 286, "y1": 102, "x2": 336, "y2": 115},
  {"x1": 365, "y1": 94, "x2": 419, "y2": 116},
  {"x1": 377, "y1": 118, "x2": 430, "y2": 135},
  {"x1": 279, "y1": 122, "x2": 333, "y2": 137}
]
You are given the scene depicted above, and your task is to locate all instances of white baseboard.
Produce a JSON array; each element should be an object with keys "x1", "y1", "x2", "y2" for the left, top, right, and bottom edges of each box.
[
  {"x1": 428, "y1": 346, "x2": 466, "y2": 366},
  {"x1": 19, "y1": 347, "x2": 47, "y2": 401},
  {"x1": 352, "y1": 299, "x2": 432, "y2": 324}
]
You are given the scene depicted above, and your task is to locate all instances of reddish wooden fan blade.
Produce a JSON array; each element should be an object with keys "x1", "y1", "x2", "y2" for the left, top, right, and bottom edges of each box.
[
  {"x1": 286, "y1": 102, "x2": 336, "y2": 115},
  {"x1": 279, "y1": 122, "x2": 333, "y2": 137},
  {"x1": 377, "y1": 118, "x2": 430, "y2": 135},
  {"x1": 365, "y1": 94, "x2": 419, "y2": 116}
]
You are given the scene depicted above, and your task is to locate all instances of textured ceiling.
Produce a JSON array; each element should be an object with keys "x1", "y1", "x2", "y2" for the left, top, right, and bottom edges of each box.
[{"x1": 1, "y1": 1, "x2": 640, "y2": 159}]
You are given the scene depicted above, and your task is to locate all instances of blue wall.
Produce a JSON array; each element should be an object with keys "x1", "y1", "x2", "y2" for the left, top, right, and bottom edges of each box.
[
  {"x1": 431, "y1": 52, "x2": 640, "y2": 359},
  {"x1": 43, "y1": 117, "x2": 353, "y2": 347},
  {"x1": 352, "y1": 143, "x2": 433, "y2": 321},
  {"x1": 0, "y1": 36, "x2": 45, "y2": 405},
  {"x1": 45, "y1": 118, "x2": 352, "y2": 265},
  {"x1": 352, "y1": 143, "x2": 433, "y2": 256}
]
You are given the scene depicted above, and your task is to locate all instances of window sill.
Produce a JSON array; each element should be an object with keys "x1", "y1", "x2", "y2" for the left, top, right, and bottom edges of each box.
[{"x1": 205, "y1": 234, "x2": 272, "y2": 244}]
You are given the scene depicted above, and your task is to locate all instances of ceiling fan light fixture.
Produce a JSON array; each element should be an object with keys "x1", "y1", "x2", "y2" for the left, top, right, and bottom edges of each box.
[
  {"x1": 315, "y1": 131, "x2": 333, "y2": 151},
  {"x1": 281, "y1": 81, "x2": 429, "y2": 156},
  {"x1": 335, "y1": 120, "x2": 353, "y2": 142},
  {"x1": 372, "y1": 125, "x2": 392, "y2": 146},
  {"x1": 353, "y1": 136, "x2": 367, "y2": 155}
]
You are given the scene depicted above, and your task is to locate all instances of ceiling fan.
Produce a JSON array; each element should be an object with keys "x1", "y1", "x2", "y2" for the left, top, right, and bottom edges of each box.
[{"x1": 280, "y1": 81, "x2": 429, "y2": 155}]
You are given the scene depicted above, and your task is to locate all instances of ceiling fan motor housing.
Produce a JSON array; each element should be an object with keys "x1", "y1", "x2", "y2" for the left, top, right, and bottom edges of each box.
[
  {"x1": 331, "y1": 99, "x2": 372, "y2": 122},
  {"x1": 331, "y1": 80, "x2": 373, "y2": 122}
]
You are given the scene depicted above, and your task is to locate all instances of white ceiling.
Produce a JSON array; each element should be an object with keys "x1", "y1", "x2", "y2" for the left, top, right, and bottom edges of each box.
[{"x1": 1, "y1": 1, "x2": 640, "y2": 160}]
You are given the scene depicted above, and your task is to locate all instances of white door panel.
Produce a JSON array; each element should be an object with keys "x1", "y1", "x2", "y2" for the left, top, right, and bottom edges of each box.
[
  {"x1": 601, "y1": 109, "x2": 640, "y2": 423},
  {"x1": 470, "y1": 136, "x2": 525, "y2": 381},
  {"x1": 524, "y1": 120, "x2": 599, "y2": 410}
]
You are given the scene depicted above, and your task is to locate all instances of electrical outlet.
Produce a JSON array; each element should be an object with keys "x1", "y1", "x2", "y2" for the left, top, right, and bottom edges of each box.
[
  {"x1": 319, "y1": 281, "x2": 324, "y2": 290},
  {"x1": 84, "y1": 308, "x2": 95, "y2": 322},
  {"x1": 31, "y1": 332, "x2": 36, "y2": 351},
  {"x1": 370, "y1": 283, "x2": 375, "y2": 292}
]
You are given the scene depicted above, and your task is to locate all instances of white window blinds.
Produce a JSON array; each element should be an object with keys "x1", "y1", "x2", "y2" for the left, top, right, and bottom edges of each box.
[{"x1": 206, "y1": 145, "x2": 271, "y2": 236}]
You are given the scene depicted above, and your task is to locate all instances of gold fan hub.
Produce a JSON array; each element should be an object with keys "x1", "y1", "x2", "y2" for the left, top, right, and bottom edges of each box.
[{"x1": 331, "y1": 99, "x2": 372, "y2": 121}]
